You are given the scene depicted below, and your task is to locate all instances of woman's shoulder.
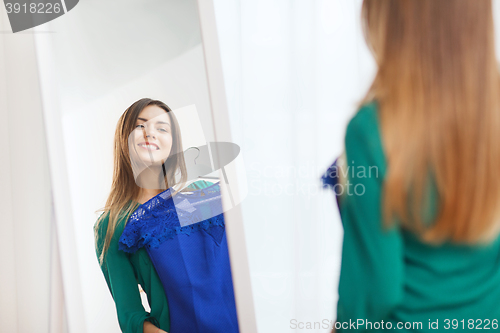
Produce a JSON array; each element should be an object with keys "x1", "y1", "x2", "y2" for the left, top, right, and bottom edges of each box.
[
  {"x1": 94, "y1": 211, "x2": 109, "y2": 241},
  {"x1": 345, "y1": 100, "x2": 386, "y2": 173},
  {"x1": 94, "y1": 202, "x2": 139, "y2": 246},
  {"x1": 347, "y1": 100, "x2": 380, "y2": 134}
]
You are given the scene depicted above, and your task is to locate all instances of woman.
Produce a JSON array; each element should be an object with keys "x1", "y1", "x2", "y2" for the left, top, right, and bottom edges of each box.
[
  {"x1": 94, "y1": 98, "x2": 237, "y2": 333},
  {"x1": 325, "y1": 1, "x2": 500, "y2": 332}
]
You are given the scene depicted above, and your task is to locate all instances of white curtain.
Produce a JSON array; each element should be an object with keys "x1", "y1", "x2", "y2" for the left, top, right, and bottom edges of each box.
[
  {"x1": 0, "y1": 11, "x2": 59, "y2": 333},
  {"x1": 213, "y1": 0, "x2": 376, "y2": 332}
]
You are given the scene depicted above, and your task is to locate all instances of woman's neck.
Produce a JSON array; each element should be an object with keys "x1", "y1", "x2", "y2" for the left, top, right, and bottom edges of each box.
[
  {"x1": 136, "y1": 187, "x2": 164, "y2": 204},
  {"x1": 135, "y1": 166, "x2": 169, "y2": 204},
  {"x1": 135, "y1": 166, "x2": 168, "y2": 188}
]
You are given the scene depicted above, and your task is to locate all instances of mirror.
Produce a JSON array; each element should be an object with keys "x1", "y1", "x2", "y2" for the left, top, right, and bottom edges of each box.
[{"x1": 36, "y1": 0, "x2": 252, "y2": 332}]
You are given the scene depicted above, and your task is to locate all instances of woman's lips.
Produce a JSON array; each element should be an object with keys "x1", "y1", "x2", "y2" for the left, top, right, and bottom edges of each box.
[{"x1": 138, "y1": 142, "x2": 159, "y2": 150}]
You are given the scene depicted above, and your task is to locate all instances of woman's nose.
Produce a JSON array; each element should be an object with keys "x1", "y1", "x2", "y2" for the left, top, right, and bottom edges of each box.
[{"x1": 142, "y1": 127, "x2": 156, "y2": 139}]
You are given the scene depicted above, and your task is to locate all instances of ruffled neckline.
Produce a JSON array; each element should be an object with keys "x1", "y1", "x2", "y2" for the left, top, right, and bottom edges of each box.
[{"x1": 119, "y1": 182, "x2": 225, "y2": 253}]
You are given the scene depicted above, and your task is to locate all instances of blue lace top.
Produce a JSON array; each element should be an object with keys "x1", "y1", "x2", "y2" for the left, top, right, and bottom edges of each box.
[
  {"x1": 119, "y1": 182, "x2": 226, "y2": 253},
  {"x1": 118, "y1": 182, "x2": 239, "y2": 333}
]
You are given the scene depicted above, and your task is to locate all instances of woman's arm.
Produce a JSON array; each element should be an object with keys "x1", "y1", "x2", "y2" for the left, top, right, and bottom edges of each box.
[
  {"x1": 335, "y1": 106, "x2": 404, "y2": 330},
  {"x1": 94, "y1": 215, "x2": 163, "y2": 333}
]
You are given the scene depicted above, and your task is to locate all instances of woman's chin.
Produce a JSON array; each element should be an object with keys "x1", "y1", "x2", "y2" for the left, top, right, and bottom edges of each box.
[{"x1": 136, "y1": 154, "x2": 169, "y2": 165}]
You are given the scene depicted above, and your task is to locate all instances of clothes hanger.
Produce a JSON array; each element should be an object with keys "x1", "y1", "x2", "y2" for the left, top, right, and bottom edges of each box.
[
  {"x1": 181, "y1": 144, "x2": 236, "y2": 207},
  {"x1": 180, "y1": 147, "x2": 219, "y2": 190}
]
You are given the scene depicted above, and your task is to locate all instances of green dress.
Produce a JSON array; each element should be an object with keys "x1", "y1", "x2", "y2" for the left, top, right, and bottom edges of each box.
[
  {"x1": 94, "y1": 180, "x2": 214, "y2": 333},
  {"x1": 336, "y1": 101, "x2": 500, "y2": 332}
]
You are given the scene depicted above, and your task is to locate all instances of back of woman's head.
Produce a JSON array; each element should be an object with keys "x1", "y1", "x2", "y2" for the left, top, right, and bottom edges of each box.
[{"x1": 360, "y1": 0, "x2": 500, "y2": 245}]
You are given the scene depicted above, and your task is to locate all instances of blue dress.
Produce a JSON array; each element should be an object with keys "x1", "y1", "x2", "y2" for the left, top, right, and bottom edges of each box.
[
  {"x1": 118, "y1": 182, "x2": 239, "y2": 333},
  {"x1": 321, "y1": 157, "x2": 342, "y2": 212}
]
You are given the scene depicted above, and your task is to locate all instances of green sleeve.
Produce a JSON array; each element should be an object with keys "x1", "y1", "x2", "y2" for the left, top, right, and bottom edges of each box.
[
  {"x1": 94, "y1": 213, "x2": 159, "y2": 333},
  {"x1": 336, "y1": 104, "x2": 404, "y2": 331},
  {"x1": 184, "y1": 179, "x2": 215, "y2": 191}
]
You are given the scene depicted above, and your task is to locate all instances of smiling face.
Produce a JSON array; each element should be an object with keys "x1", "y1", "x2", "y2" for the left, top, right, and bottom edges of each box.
[{"x1": 132, "y1": 105, "x2": 173, "y2": 166}]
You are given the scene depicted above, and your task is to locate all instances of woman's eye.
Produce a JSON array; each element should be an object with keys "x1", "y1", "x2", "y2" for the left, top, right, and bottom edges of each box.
[
  {"x1": 136, "y1": 124, "x2": 145, "y2": 129},
  {"x1": 158, "y1": 128, "x2": 168, "y2": 133}
]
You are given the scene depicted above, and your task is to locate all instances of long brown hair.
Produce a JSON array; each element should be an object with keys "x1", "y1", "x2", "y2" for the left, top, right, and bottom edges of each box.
[
  {"x1": 94, "y1": 98, "x2": 187, "y2": 264},
  {"x1": 359, "y1": 0, "x2": 500, "y2": 245}
]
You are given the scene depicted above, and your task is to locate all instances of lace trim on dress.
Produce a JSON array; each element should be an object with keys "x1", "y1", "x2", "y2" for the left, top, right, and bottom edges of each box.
[{"x1": 118, "y1": 182, "x2": 225, "y2": 253}]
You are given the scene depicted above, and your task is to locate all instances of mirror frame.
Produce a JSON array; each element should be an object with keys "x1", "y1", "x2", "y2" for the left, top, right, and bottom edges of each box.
[
  {"x1": 198, "y1": 1, "x2": 258, "y2": 332},
  {"x1": 34, "y1": 0, "x2": 258, "y2": 332}
]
